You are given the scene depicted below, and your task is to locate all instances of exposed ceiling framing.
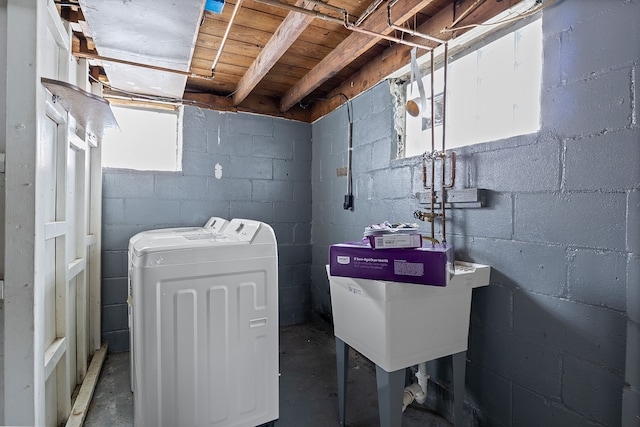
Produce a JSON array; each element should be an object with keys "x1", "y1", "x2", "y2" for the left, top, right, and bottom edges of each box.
[{"x1": 59, "y1": 0, "x2": 536, "y2": 122}]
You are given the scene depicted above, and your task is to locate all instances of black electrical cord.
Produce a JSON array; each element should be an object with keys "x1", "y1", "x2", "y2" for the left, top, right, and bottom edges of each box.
[{"x1": 343, "y1": 95, "x2": 354, "y2": 211}]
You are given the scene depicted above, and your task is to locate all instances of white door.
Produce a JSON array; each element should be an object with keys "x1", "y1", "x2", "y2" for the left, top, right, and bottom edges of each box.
[{"x1": 2, "y1": 1, "x2": 103, "y2": 425}]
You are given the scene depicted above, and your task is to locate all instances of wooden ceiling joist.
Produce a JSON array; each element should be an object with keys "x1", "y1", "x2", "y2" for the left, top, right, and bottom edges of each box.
[
  {"x1": 279, "y1": 0, "x2": 438, "y2": 112},
  {"x1": 61, "y1": 0, "x2": 538, "y2": 122},
  {"x1": 232, "y1": 0, "x2": 316, "y2": 105}
]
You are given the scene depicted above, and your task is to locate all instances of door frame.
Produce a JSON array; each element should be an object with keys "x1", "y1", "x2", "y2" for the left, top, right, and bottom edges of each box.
[{"x1": 2, "y1": 1, "x2": 103, "y2": 425}]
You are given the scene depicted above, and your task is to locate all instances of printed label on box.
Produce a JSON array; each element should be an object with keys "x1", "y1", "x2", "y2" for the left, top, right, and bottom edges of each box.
[
  {"x1": 372, "y1": 234, "x2": 421, "y2": 249},
  {"x1": 352, "y1": 256, "x2": 389, "y2": 270}
]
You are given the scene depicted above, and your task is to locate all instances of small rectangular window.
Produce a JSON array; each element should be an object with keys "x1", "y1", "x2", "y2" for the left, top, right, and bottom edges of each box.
[
  {"x1": 402, "y1": 18, "x2": 542, "y2": 158},
  {"x1": 103, "y1": 104, "x2": 183, "y2": 171}
]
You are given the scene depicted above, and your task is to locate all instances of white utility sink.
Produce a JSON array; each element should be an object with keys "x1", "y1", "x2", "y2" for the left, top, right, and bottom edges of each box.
[{"x1": 327, "y1": 261, "x2": 490, "y2": 372}]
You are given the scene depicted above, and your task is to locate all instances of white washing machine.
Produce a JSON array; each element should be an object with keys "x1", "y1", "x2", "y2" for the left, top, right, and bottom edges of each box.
[
  {"x1": 129, "y1": 218, "x2": 279, "y2": 427},
  {"x1": 127, "y1": 217, "x2": 230, "y2": 392}
]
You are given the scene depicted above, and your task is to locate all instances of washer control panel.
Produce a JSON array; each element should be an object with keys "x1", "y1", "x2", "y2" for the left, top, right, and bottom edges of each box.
[{"x1": 225, "y1": 218, "x2": 261, "y2": 242}]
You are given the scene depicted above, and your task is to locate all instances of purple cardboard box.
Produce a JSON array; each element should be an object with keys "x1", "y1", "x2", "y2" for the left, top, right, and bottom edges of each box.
[{"x1": 329, "y1": 240, "x2": 454, "y2": 286}]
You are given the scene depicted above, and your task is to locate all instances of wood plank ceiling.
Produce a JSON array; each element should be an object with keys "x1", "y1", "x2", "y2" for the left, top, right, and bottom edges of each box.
[{"x1": 60, "y1": 0, "x2": 528, "y2": 123}]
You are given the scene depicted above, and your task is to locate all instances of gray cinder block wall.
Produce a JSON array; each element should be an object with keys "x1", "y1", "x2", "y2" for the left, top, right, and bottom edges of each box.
[
  {"x1": 101, "y1": 109, "x2": 312, "y2": 351},
  {"x1": 0, "y1": 4, "x2": 5, "y2": 423},
  {"x1": 311, "y1": 0, "x2": 639, "y2": 425}
]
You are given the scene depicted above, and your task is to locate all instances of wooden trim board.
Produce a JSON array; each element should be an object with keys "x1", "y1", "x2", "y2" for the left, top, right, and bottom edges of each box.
[{"x1": 65, "y1": 342, "x2": 109, "y2": 427}]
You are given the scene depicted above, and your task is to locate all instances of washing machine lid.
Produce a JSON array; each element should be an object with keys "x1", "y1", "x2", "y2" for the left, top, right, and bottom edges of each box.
[
  {"x1": 131, "y1": 218, "x2": 268, "y2": 256},
  {"x1": 128, "y1": 217, "x2": 229, "y2": 251},
  {"x1": 131, "y1": 232, "x2": 243, "y2": 255}
]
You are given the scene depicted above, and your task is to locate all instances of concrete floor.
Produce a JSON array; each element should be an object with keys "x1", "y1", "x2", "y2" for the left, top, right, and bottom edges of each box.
[{"x1": 84, "y1": 322, "x2": 452, "y2": 427}]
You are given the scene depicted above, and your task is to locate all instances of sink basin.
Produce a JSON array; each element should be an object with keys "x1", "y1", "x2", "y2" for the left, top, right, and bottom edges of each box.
[{"x1": 327, "y1": 261, "x2": 490, "y2": 372}]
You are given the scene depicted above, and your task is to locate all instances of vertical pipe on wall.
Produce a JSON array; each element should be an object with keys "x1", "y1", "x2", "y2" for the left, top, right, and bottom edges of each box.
[
  {"x1": 429, "y1": 49, "x2": 436, "y2": 239},
  {"x1": 440, "y1": 42, "x2": 448, "y2": 243}
]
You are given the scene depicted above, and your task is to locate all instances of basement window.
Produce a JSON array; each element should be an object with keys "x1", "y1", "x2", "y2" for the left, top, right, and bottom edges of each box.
[
  {"x1": 103, "y1": 104, "x2": 183, "y2": 171},
  {"x1": 400, "y1": 18, "x2": 542, "y2": 158}
]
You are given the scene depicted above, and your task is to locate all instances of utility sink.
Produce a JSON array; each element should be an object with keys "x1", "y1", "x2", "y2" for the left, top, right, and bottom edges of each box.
[{"x1": 327, "y1": 261, "x2": 490, "y2": 372}]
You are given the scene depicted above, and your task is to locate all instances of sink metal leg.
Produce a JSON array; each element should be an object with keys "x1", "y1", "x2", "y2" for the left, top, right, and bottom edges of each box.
[
  {"x1": 335, "y1": 337, "x2": 349, "y2": 426},
  {"x1": 452, "y1": 351, "x2": 466, "y2": 425},
  {"x1": 375, "y1": 365, "x2": 405, "y2": 427}
]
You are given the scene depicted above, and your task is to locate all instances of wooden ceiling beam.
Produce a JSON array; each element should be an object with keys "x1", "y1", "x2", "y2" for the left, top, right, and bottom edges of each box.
[
  {"x1": 309, "y1": 0, "x2": 527, "y2": 121},
  {"x1": 183, "y1": 92, "x2": 311, "y2": 122},
  {"x1": 232, "y1": 0, "x2": 316, "y2": 105},
  {"x1": 279, "y1": 0, "x2": 438, "y2": 112}
]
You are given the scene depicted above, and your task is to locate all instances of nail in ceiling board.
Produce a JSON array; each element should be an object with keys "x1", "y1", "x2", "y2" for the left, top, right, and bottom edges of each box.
[{"x1": 79, "y1": 0, "x2": 205, "y2": 99}]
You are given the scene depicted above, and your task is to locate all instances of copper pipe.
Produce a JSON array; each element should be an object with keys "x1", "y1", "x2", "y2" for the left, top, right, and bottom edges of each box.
[
  {"x1": 430, "y1": 51, "x2": 435, "y2": 154},
  {"x1": 422, "y1": 154, "x2": 427, "y2": 188},
  {"x1": 414, "y1": 210, "x2": 441, "y2": 224},
  {"x1": 440, "y1": 42, "x2": 448, "y2": 243},
  {"x1": 430, "y1": 157, "x2": 436, "y2": 239},
  {"x1": 446, "y1": 151, "x2": 456, "y2": 188},
  {"x1": 442, "y1": 42, "x2": 448, "y2": 153},
  {"x1": 441, "y1": 173, "x2": 448, "y2": 241},
  {"x1": 429, "y1": 49, "x2": 436, "y2": 239},
  {"x1": 422, "y1": 152, "x2": 455, "y2": 187}
]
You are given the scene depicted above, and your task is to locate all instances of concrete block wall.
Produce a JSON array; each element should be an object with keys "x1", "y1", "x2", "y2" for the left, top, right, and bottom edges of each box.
[
  {"x1": 101, "y1": 108, "x2": 312, "y2": 351},
  {"x1": 0, "y1": 5, "x2": 5, "y2": 422},
  {"x1": 311, "y1": 0, "x2": 639, "y2": 425}
]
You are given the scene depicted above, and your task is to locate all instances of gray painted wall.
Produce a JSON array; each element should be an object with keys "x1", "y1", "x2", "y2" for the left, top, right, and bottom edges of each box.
[
  {"x1": 311, "y1": 0, "x2": 639, "y2": 425},
  {"x1": 0, "y1": 1, "x2": 6, "y2": 422},
  {"x1": 101, "y1": 109, "x2": 312, "y2": 351}
]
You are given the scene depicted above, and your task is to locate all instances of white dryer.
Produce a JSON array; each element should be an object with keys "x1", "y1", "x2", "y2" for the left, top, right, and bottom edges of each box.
[{"x1": 129, "y1": 218, "x2": 279, "y2": 427}]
